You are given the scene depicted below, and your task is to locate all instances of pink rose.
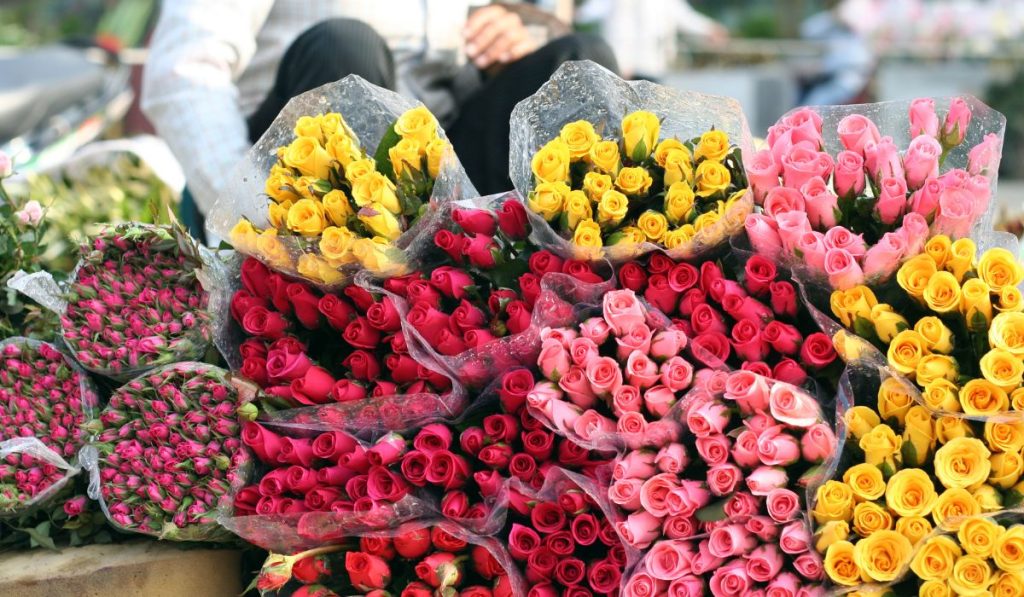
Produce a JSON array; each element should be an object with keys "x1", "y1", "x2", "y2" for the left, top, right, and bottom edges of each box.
[
  {"x1": 574, "y1": 408, "x2": 615, "y2": 443},
  {"x1": 707, "y1": 524, "x2": 757, "y2": 558},
  {"x1": 731, "y1": 318, "x2": 769, "y2": 362},
  {"x1": 779, "y1": 521, "x2": 812, "y2": 555},
  {"x1": 614, "y1": 450, "x2": 657, "y2": 480},
  {"x1": 763, "y1": 187, "x2": 806, "y2": 219},
  {"x1": 800, "y1": 422, "x2": 836, "y2": 462},
  {"x1": 691, "y1": 541, "x2": 725, "y2": 576},
  {"x1": 773, "y1": 358, "x2": 808, "y2": 387},
  {"x1": 686, "y1": 401, "x2": 731, "y2": 437},
  {"x1": 612, "y1": 384, "x2": 643, "y2": 417},
  {"x1": 775, "y1": 211, "x2": 812, "y2": 254},
  {"x1": 746, "y1": 465, "x2": 789, "y2": 495},
  {"x1": 942, "y1": 97, "x2": 972, "y2": 146},
  {"x1": 904, "y1": 134, "x2": 942, "y2": 190},
  {"x1": 579, "y1": 317, "x2": 611, "y2": 345},
  {"x1": 616, "y1": 511, "x2": 662, "y2": 549},
  {"x1": 640, "y1": 473, "x2": 680, "y2": 517},
  {"x1": 965, "y1": 175, "x2": 992, "y2": 219},
  {"x1": 770, "y1": 382, "x2": 821, "y2": 427},
  {"x1": 864, "y1": 136, "x2": 904, "y2": 185},
  {"x1": 781, "y1": 146, "x2": 830, "y2": 191},
  {"x1": 626, "y1": 350, "x2": 661, "y2": 389},
  {"x1": 745, "y1": 412, "x2": 775, "y2": 435},
  {"x1": 862, "y1": 231, "x2": 906, "y2": 280},
  {"x1": 910, "y1": 177, "x2": 943, "y2": 218},
  {"x1": 623, "y1": 572, "x2": 665, "y2": 597},
  {"x1": 650, "y1": 329, "x2": 687, "y2": 361},
  {"x1": 725, "y1": 491, "x2": 761, "y2": 518},
  {"x1": 823, "y1": 226, "x2": 866, "y2": 257},
  {"x1": 667, "y1": 574, "x2": 704, "y2": 597},
  {"x1": 762, "y1": 320, "x2": 801, "y2": 356},
  {"x1": 731, "y1": 429, "x2": 761, "y2": 469},
  {"x1": 616, "y1": 323, "x2": 654, "y2": 361},
  {"x1": 540, "y1": 326, "x2": 577, "y2": 347},
  {"x1": 568, "y1": 337, "x2": 599, "y2": 367},
  {"x1": 665, "y1": 480, "x2": 710, "y2": 517},
  {"x1": 655, "y1": 443, "x2": 689, "y2": 474},
  {"x1": 837, "y1": 113, "x2": 881, "y2": 156},
  {"x1": 745, "y1": 214, "x2": 783, "y2": 260},
  {"x1": 609, "y1": 477, "x2": 644, "y2": 510},
  {"x1": 745, "y1": 515, "x2": 781, "y2": 542},
  {"x1": 696, "y1": 434, "x2": 731, "y2": 467},
  {"x1": 800, "y1": 176, "x2": 838, "y2": 229},
  {"x1": 934, "y1": 187, "x2": 975, "y2": 238},
  {"x1": 910, "y1": 98, "x2": 939, "y2": 138},
  {"x1": 618, "y1": 411, "x2": 649, "y2": 443},
  {"x1": 644, "y1": 385, "x2": 677, "y2": 418},
  {"x1": 968, "y1": 132, "x2": 1002, "y2": 177},
  {"x1": 939, "y1": 167, "x2": 970, "y2": 189},
  {"x1": 757, "y1": 425, "x2": 801, "y2": 466},
  {"x1": 647, "y1": 540, "x2": 691, "y2": 581},
  {"x1": 793, "y1": 551, "x2": 824, "y2": 581},
  {"x1": 766, "y1": 488, "x2": 801, "y2": 523},
  {"x1": 706, "y1": 463, "x2": 743, "y2": 496},
  {"x1": 746, "y1": 544, "x2": 785, "y2": 583},
  {"x1": 543, "y1": 399, "x2": 584, "y2": 436},
  {"x1": 659, "y1": 356, "x2": 694, "y2": 392},
  {"x1": 603, "y1": 290, "x2": 646, "y2": 336},
  {"x1": 823, "y1": 248, "x2": 863, "y2": 290},
  {"x1": 526, "y1": 380, "x2": 562, "y2": 411},
  {"x1": 833, "y1": 150, "x2": 865, "y2": 199},
  {"x1": 794, "y1": 231, "x2": 827, "y2": 271},
  {"x1": 645, "y1": 420, "x2": 682, "y2": 447},
  {"x1": 747, "y1": 149, "x2": 781, "y2": 203},
  {"x1": 876, "y1": 176, "x2": 908, "y2": 226},
  {"x1": 538, "y1": 339, "x2": 570, "y2": 382},
  {"x1": 585, "y1": 356, "x2": 623, "y2": 398},
  {"x1": 558, "y1": 366, "x2": 598, "y2": 409},
  {"x1": 723, "y1": 370, "x2": 770, "y2": 413},
  {"x1": 796, "y1": 587, "x2": 826, "y2": 597}
]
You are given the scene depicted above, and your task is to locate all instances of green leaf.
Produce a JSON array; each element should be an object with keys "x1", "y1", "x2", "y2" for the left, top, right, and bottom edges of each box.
[
  {"x1": 853, "y1": 316, "x2": 878, "y2": 341},
  {"x1": 901, "y1": 438, "x2": 919, "y2": 468},
  {"x1": 20, "y1": 520, "x2": 57, "y2": 551},
  {"x1": 373, "y1": 122, "x2": 403, "y2": 179},
  {"x1": 1005, "y1": 488, "x2": 1023, "y2": 509},
  {"x1": 630, "y1": 139, "x2": 648, "y2": 164},
  {"x1": 696, "y1": 499, "x2": 729, "y2": 522}
]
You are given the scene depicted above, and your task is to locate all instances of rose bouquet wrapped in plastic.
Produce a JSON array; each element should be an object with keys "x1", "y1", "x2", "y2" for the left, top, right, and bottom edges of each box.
[{"x1": 746, "y1": 96, "x2": 1006, "y2": 290}]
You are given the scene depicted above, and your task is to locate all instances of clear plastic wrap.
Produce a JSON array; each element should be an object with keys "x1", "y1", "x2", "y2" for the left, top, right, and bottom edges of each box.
[
  {"x1": 207, "y1": 75, "x2": 477, "y2": 289},
  {"x1": 509, "y1": 60, "x2": 755, "y2": 263}
]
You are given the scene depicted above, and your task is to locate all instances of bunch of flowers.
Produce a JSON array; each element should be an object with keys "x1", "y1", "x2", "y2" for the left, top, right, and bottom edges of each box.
[
  {"x1": 617, "y1": 253, "x2": 839, "y2": 390},
  {"x1": 92, "y1": 363, "x2": 250, "y2": 540},
  {"x1": 746, "y1": 98, "x2": 1002, "y2": 289},
  {"x1": 830, "y1": 235, "x2": 1024, "y2": 415},
  {"x1": 615, "y1": 370, "x2": 831, "y2": 595},
  {"x1": 255, "y1": 521, "x2": 518, "y2": 597},
  {"x1": 525, "y1": 113, "x2": 748, "y2": 256},
  {"x1": 0, "y1": 338, "x2": 97, "y2": 512},
  {"x1": 231, "y1": 257, "x2": 453, "y2": 409},
  {"x1": 229, "y1": 106, "x2": 453, "y2": 285},
  {"x1": 61, "y1": 224, "x2": 213, "y2": 379}
]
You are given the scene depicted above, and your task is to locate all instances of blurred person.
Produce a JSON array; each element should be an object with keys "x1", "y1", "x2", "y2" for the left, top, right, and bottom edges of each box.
[
  {"x1": 797, "y1": 0, "x2": 877, "y2": 106},
  {"x1": 141, "y1": 1, "x2": 617, "y2": 239}
]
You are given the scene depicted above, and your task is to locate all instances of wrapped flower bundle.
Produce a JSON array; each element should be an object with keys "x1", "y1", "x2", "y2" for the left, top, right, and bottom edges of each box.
[
  {"x1": 61, "y1": 224, "x2": 214, "y2": 380},
  {"x1": 747, "y1": 97, "x2": 1004, "y2": 290},
  {"x1": 91, "y1": 363, "x2": 251, "y2": 540}
]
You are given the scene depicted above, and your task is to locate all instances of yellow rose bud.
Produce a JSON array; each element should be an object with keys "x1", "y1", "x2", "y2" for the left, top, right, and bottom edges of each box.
[
  {"x1": 613, "y1": 226, "x2": 647, "y2": 246},
  {"x1": 963, "y1": 278, "x2": 995, "y2": 329},
  {"x1": 935, "y1": 437, "x2": 993, "y2": 491},
  {"x1": 985, "y1": 419, "x2": 1024, "y2": 453},
  {"x1": 974, "y1": 484, "x2": 1004, "y2": 512},
  {"x1": 285, "y1": 198, "x2": 328, "y2": 237},
  {"x1": 590, "y1": 140, "x2": 621, "y2": 174},
  {"x1": 924, "y1": 271, "x2": 962, "y2": 314},
  {"x1": 990, "y1": 312, "x2": 1024, "y2": 358},
  {"x1": 693, "y1": 210, "x2": 721, "y2": 233},
  {"x1": 265, "y1": 166, "x2": 301, "y2": 203},
  {"x1": 814, "y1": 520, "x2": 850, "y2": 553},
  {"x1": 583, "y1": 172, "x2": 614, "y2": 202},
  {"x1": 924, "y1": 379, "x2": 962, "y2": 412},
  {"x1": 961, "y1": 379, "x2": 1011, "y2": 416},
  {"x1": 344, "y1": 158, "x2": 377, "y2": 184},
  {"x1": 694, "y1": 160, "x2": 731, "y2": 198},
  {"x1": 230, "y1": 219, "x2": 259, "y2": 253},
  {"x1": 844, "y1": 406, "x2": 881, "y2": 441},
  {"x1": 597, "y1": 190, "x2": 629, "y2": 229},
  {"x1": 528, "y1": 181, "x2": 569, "y2": 222},
  {"x1": 959, "y1": 516, "x2": 1006, "y2": 559},
  {"x1": 531, "y1": 138, "x2": 571, "y2": 184},
  {"x1": 926, "y1": 234, "x2": 953, "y2": 270},
  {"x1": 949, "y1": 237, "x2": 977, "y2": 282},
  {"x1": 830, "y1": 286, "x2": 879, "y2": 328},
  {"x1": 283, "y1": 136, "x2": 333, "y2": 179},
  {"x1": 844, "y1": 463, "x2": 886, "y2": 502},
  {"x1": 992, "y1": 570, "x2": 1024, "y2": 597},
  {"x1": 919, "y1": 580, "x2": 953, "y2": 597},
  {"x1": 318, "y1": 112, "x2": 344, "y2": 137},
  {"x1": 316, "y1": 258, "x2": 346, "y2": 285},
  {"x1": 654, "y1": 138, "x2": 690, "y2": 168},
  {"x1": 357, "y1": 203, "x2": 403, "y2": 241},
  {"x1": 813, "y1": 480, "x2": 856, "y2": 524},
  {"x1": 896, "y1": 515, "x2": 933, "y2": 546},
  {"x1": 994, "y1": 526, "x2": 1024, "y2": 573},
  {"x1": 425, "y1": 137, "x2": 448, "y2": 179},
  {"x1": 572, "y1": 218, "x2": 603, "y2": 250},
  {"x1": 394, "y1": 105, "x2": 437, "y2": 145},
  {"x1": 352, "y1": 172, "x2": 401, "y2": 215},
  {"x1": 979, "y1": 248, "x2": 1024, "y2": 292},
  {"x1": 256, "y1": 229, "x2": 292, "y2": 270},
  {"x1": 853, "y1": 529, "x2": 913, "y2": 582},
  {"x1": 1013, "y1": 388, "x2": 1024, "y2": 411},
  {"x1": 903, "y1": 406, "x2": 937, "y2": 467},
  {"x1": 388, "y1": 137, "x2": 423, "y2": 177},
  {"x1": 615, "y1": 166, "x2": 653, "y2": 196},
  {"x1": 870, "y1": 303, "x2": 909, "y2": 343},
  {"x1": 824, "y1": 540, "x2": 864, "y2": 586},
  {"x1": 636, "y1": 210, "x2": 669, "y2": 242},
  {"x1": 621, "y1": 110, "x2": 660, "y2": 161},
  {"x1": 980, "y1": 348, "x2": 1024, "y2": 392},
  {"x1": 694, "y1": 129, "x2": 731, "y2": 162},
  {"x1": 917, "y1": 354, "x2": 959, "y2": 387},
  {"x1": 936, "y1": 415, "x2": 975, "y2": 444},
  {"x1": 878, "y1": 376, "x2": 915, "y2": 426},
  {"x1": 559, "y1": 120, "x2": 600, "y2": 161},
  {"x1": 663, "y1": 149, "x2": 694, "y2": 187},
  {"x1": 326, "y1": 133, "x2": 362, "y2": 168},
  {"x1": 662, "y1": 226, "x2": 694, "y2": 250},
  {"x1": 888, "y1": 330, "x2": 930, "y2": 378},
  {"x1": 886, "y1": 468, "x2": 938, "y2": 517},
  {"x1": 898, "y1": 254, "x2": 938, "y2": 299},
  {"x1": 322, "y1": 190, "x2": 355, "y2": 227},
  {"x1": 998, "y1": 286, "x2": 1024, "y2": 313},
  {"x1": 293, "y1": 115, "x2": 323, "y2": 140},
  {"x1": 915, "y1": 316, "x2": 955, "y2": 354},
  {"x1": 949, "y1": 554, "x2": 994, "y2": 596},
  {"x1": 292, "y1": 176, "x2": 321, "y2": 200},
  {"x1": 990, "y1": 450, "x2": 1024, "y2": 489},
  {"x1": 319, "y1": 225, "x2": 356, "y2": 265},
  {"x1": 565, "y1": 190, "x2": 593, "y2": 231},
  {"x1": 852, "y1": 501, "x2": 893, "y2": 537},
  {"x1": 351, "y1": 236, "x2": 398, "y2": 273},
  {"x1": 933, "y1": 487, "x2": 982, "y2": 531},
  {"x1": 295, "y1": 253, "x2": 324, "y2": 283},
  {"x1": 833, "y1": 330, "x2": 872, "y2": 363},
  {"x1": 860, "y1": 424, "x2": 902, "y2": 472},
  {"x1": 268, "y1": 200, "x2": 292, "y2": 230},
  {"x1": 663, "y1": 182, "x2": 695, "y2": 226},
  {"x1": 911, "y1": 535, "x2": 964, "y2": 582}
]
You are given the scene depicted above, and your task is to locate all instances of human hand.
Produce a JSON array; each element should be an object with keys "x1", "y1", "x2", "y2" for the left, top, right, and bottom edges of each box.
[{"x1": 464, "y1": 5, "x2": 538, "y2": 69}]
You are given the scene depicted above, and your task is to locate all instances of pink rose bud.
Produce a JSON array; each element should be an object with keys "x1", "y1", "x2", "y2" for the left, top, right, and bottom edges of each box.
[
  {"x1": 746, "y1": 465, "x2": 789, "y2": 496},
  {"x1": 745, "y1": 214, "x2": 782, "y2": 260},
  {"x1": 823, "y1": 248, "x2": 863, "y2": 290},
  {"x1": 968, "y1": 132, "x2": 1002, "y2": 177},
  {"x1": 616, "y1": 510, "x2": 662, "y2": 549},
  {"x1": 832, "y1": 150, "x2": 865, "y2": 200},
  {"x1": 779, "y1": 521, "x2": 812, "y2": 555},
  {"x1": 747, "y1": 149, "x2": 781, "y2": 204},
  {"x1": 903, "y1": 134, "x2": 942, "y2": 191},
  {"x1": 836, "y1": 113, "x2": 881, "y2": 156},
  {"x1": 909, "y1": 97, "x2": 939, "y2": 138},
  {"x1": 708, "y1": 524, "x2": 757, "y2": 558},
  {"x1": 942, "y1": 97, "x2": 972, "y2": 147}
]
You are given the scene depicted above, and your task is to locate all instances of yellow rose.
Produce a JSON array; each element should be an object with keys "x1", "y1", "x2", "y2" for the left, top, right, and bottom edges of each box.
[
  {"x1": 815, "y1": 520, "x2": 850, "y2": 553},
  {"x1": 949, "y1": 554, "x2": 994, "y2": 596},
  {"x1": 1013, "y1": 388, "x2": 1024, "y2": 411},
  {"x1": 919, "y1": 580, "x2": 953, "y2": 597},
  {"x1": 994, "y1": 526, "x2": 1024, "y2": 573},
  {"x1": 615, "y1": 166, "x2": 653, "y2": 196},
  {"x1": 256, "y1": 229, "x2": 292, "y2": 270},
  {"x1": 985, "y1": 419, "x2": 1024, "y2": 453},
  {"x1": 352, "y1": 172, "x2": 401, "y2": 215},
  {"x1": 963, "y1": 278, "x2": 995, "y2": 328},
  {"x1": 974, "y1": 485, "x2": 1004, "y2": 512},
  {"x1": 318, "y1": 112, "x2": 344, "y2": 137},
  {"x1": 597, "y1": 190, "x2": 629, "y2": 229},
  {"x1": 692, "y1": 210, "x2": 721, "y2": 233},
  {"x1": 911, "y1": 535, "x2": 964, "y2": 582},
  {"x1": 989, "y1": 451, "x2": 1024, "y2": 489},
  {"x1": 998, "y1": 287, "x2": 1024, "y2": 313},
  {"x1": 824, "y1": 540, "x2": 864, "y2": 586},
  {"x1": 898, "y1": 254, "x2": 939, "y2": 299},
  {"x1": 924, "y1": 379, "x2": 962, "y2": 412},
  {"x1": 621, "y1": 110, "x2": 660, "y2": 161},
  {"x1": 926, "y1": 234, "x2": 953, "y2": 270},
  {"x1": 917, "y1": 354, "x2": 959, "y2": 387},
  {"x1": 590, "y1": 140, "x2": 621, "y2": 174},
  {"x1": 961, "y1": 379, "x2": 1011, "y2": 416},
  {"x1": 992, "y1": 571, "x2": 1024, "y2": 597},
  {"x1": 903, "y1": 406, "x2": 937, "y2": 467},
  {"x1": 612, "y1": 226, "x2": 647, "y2": 246},
  {"x1": 896, "y1": 515, "x2": 933, "y2": 546},
  {"x1": 583, "y1": 172, "x2": 614, "y2": 202},
  {"x1": 694, "y1": 129, "x2": 731, "y2": 162},
  {"x1": 830, "y1": 286, "x2": 879, "y2": 328},
  {"x1": 936, "y1": 416, "x2": 975, "y2": 443},
  {"x1": 572, "y1": 219, "x2": 603, "y2": 250},
  {"x1": 924, "y1": 271, "x2": 962, "y2": 314},
  {"x1": 293, "y1": 115, "x2": 323, "y2": 140},
  {"x1": 979, "y1": 248, "x2": 1024, "y2": 292},
  {"x1": 425, "y1": 137, "x2": 448, "y2": 179},
  {"x1": 813, "y1": 480, "x2": 856, "y2": 524},
  {"x1": 949, "y1": 238, "x2": 978, "y2": 282},
  {"x1": 388, "y1": 137, "x2": 423, "y2": 177},
  {"x1": 860, "y1": 424, "x2": 902, "y2": 471},
  {"x1": 283, "y1": 136, "x2": 333, "y2": 179},
  {"x1": 915, "y1": 317, "x2": 955, "y2": 354},
  {"x1": 265, "y1": 166, "x2": 301, "y2": 203},
  {"x1": 886, "y1": 468, "x2": 938, "y2": 517},
  {"x1": 357, "y1": 203, "x2": 402, "y2": 241},
  {"x1": 933, "y1": 488, "x2": 982, "y2": 531},
  {"x1": 981, "y1": 349, "x2": 1024, "y2": 392},
  {"x1": 654, "y1": 138, "x2": 690, "y2": 168},
  {"x1": 991, "y1": 312, "x2": 1024, "y2": 358},
  {"x1": 870, "y1": 304, "x2": 910, "y2": 343},
  {"x1": 663, "y1": 182, "x2": 695, "y2": 226},
  {"x1": 351, "y1": 236, "x2": 398, "y2": 273},
  {"x1": 291, "y1": 175, "x2": 320, "y2": 200},
  {"x1": 636, "y1": 210, "x2": 669, "y2": 242},
  {"x1": 935, "y1": 437, "x2": 993, "y2": 490},
  {"x1": 663, "y1": 149, "x2": 694, "y2": 187},
  {"x1": 844, "y1": 406, "x2": 882, "y2": 440},
  {"x1": 268, "y1": 200, "x2": 292, "y2": 230},
  {"x1": 531, "y1": 138, "x2": 571, "y2": 184},
  {"x1": 295, "y1": 253, "x2": 325, "y2": 283},
  {"x1": 694, "y1": 160, "x2": 731, "y2": 198},
  {"x1": 326, "y1": 133, "x2": 362, "y2": 168},
  {"x1": 344, "y1": 158, "x2": 377, "y2": 184},
  {"x1": 853, "y1": 501, "x2": 894, "y2": 537},
  {"x1": 394, "y1": 106, "x2": 437, "y2": 146},
  {"x1": 878, "y1": 376, "x2": 915, "y2": 426},
  {"x1": 844, "y1": 463, "x2": 886, "y2": 501},
  {"x1": 559, "y1": 120, "x2": 599, "y2": 161},
  {"x1": 322, "y1": 189, "x2": 355, "y2": 227},
  {"x1": 527, "y1": 181, "x2": 569, "y2": 222},
  {"x1": 662, "y1": 226, "x2": 694, "y2": 250},
  {"x1": 230, "y1": 219, "x2": 259, "y2": 252},
  {"x1": 853, "y1": 529, "x2": 914, "y2": 582},
  {"x1": 960, "y1": 516, "x2": 1006, "y2": 559},
  {"x1": 285, "y1": 198, "x2": 328, "y2": 237},
  {"x1": 888, "y1": 330, "x2": 930, "y2": 378},
  {"x1": 319, "y1": 225, "x2": 356, "y2": 265},
  {"x1": 565, "y1": 190, "x2": 593, "y2": 231}
]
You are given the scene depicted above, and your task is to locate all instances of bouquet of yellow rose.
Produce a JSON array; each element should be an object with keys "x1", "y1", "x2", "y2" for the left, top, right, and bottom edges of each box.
[
  {"x1": 509, "y1": 61, "x2": 753, "y2": 262},
  {"x1": 209, "y1": 76, "x2": 472, "y2": 288}
]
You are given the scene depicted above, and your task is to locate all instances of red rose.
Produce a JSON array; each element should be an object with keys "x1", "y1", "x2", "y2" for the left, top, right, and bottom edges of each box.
[
  {"x1": 406, "y1": 279, "x2": 442, "y2": 308},
  {"x1": 345, "y1": 552, "x2": 391, "y2": 591},
  {"x1": 394, "y1": 523, "x2": 432, "y2": 559},
  {"x1": 400, "y1": 450, "x2": 430, "y2": 486},
  {"x1": 267, "y1": 274, "x2": 292, "y2": 313},
  {"x1": 691, "y1": 303, "x2": 727, "y2": 336},
  {"x1": 677, "y1": 287, "x2": 706, "y2": 317},
  {"x1": 690, "y1": 331, "x2": 731, "y2": 367},
  {"x1": 526, "y1": 583, "x2": 558, "y2": 597},
  {"x1": 517, "y1": 273, "x2": 541, "y2": 310},
  {"x1": 360, "y1": 536, "x2": 396, "y2": 560},
  {"x1": 472, "y1": 544, "x2": 506, "y2": 580},
  {"x1": 562, "y1": 260, "x2": 603, "y2": 284},
  {"x1": 343, "y1": 350, "x2": 380, "y2": 381},
  {"x1": 644, "y1": 274, "x2": 679, "y2": 314},
  {"x1": 617, "y1": 262, "x2": 648, "y2": 292},
  {"x1": 731, "y1": 318, "x2": 770, "y2": 363},
  {"x1": 499, "y1": 368, "x2": 534, "y2": 414},
  {"x1": 465, "y1": 329, "x2": 496, "y2": 347},
  {"x1": 242, "y1": 306, "x2": 289, "y2": 340},
  {"x1": 265, "y1": 347, "x2": 312, "y2": 382},
  {"x1": 498, "y1": 198, "x2": 529, "y2": 240},
  {"x1": 557, "y1": 438, "x2": 589, "y2": 466},
  {"x1": 290, "y1": 365, "x2": 336, "y2": 405},
  {"x1": 587, "y1": 559, "x2": 622, "y2": 594},
  {"x1": 239, "y1": 338, "x2": 268, "y2": 359},
  {"x1": 440, "y1": 490, "x2": 470, "y2": 519},
  {"x1": 342, "y1": 316, "x2": 382, "y2": 349},
  {"x1": 241, "y1": 421, "x2": 283, "y2": 463},
  {"x1": 234, "y1": 487, "x2": 260, "y2": 515},
  {"x1": 452, "y1": 300, "x2": 487, "y2": 334},
  {"x1": 463, "y1": 234, "x2": 500, "y2": 268},
  {"x1": 311, "y1": 430, "x2": 357, "y2": 460},
  {"x1": 366, "y1": 465, "x2": 409, "y2": 502},
  {"x1": 240, "y1": 257, "x2": 272, "y2": 297},
  {"x1": 271, "y1": 336, "x2": 307, "y2": 354},
  {"x1": 699, "y1": 261, "x2": 724, "y2": 294},
  {"x1": 459, "y1": 427, "x2": 487, "y2": 456},
  {"x1": 744, "y1": 255, "x2": 778, "y2": 296},
  {"x1": 317, "y1": 294, "x2": 355, "y2": 331},
  {"x1": 389, "y1": 331, "x2": 408, "y2": 354},
  {"x1": 487, "y1": 289, "x2": 518, "y2": 316},
  {"x1": 382, "y1": 354, "x2": 419, "y2": 385},
  {"x1": 317, "y1": 465, "x2": 353, "y2": 487},
  {"x1": 600, "y1": 524, "x2": 621, "y2": 549},
  {"x1": 417, "y1": 365, "x2": 452, "y2": 391},
  {"x1": 453, "y1": 207, "x2": 498, "y2": 236},
  {"x1": 400, "y1": 582, "x2": 433, "y2": 597},
  {"x1": 773, "y1": 358, "x2": 808, "y2": 386},
  {"x1": 528, "y1": 250, "x2": 563, "y2": 276},
  {"x1": 240, "y1": 357, "x2": 268, "y2": 386},
  {"x1": 800, "y1": 332, "x2": 837, "y2": 367},
  {"x1": 431, "y1": 526, "x2": 468, "y2": 552},
  {"x1": 434, "y1": 328, "x2": 468, "y2": 356},
  {"x1": 366, "y1": 297, "x2": 402, "y2": 332},
  {"x1": 530, "y1": 501, "x2": 567, "y2": 533},
  {"x1": 345, "y1": 475, "x2": 369, "y2": 500},
  {"x1": 647, "y1": 252, "x2": 675, "y2": 275},
  {"x1": 431, "y1": 266, "x2": 474, "y2": 299},
  {"x1": 372, "y1": 381, "x2": 399, "y2": 397},
  {"x1": 344, "y1": 285, "x2": 375, "y2": 311},
  {"x1": 477, "y1": 443, "x2": 514, "y2": 470},
  {"x1": 554, "y1": 558, "x2": 586, "y2": 586},
  {"x1": 474, "y1": 470, "x2": 503, "y2": 498},
  {"x1": 525, "y1": 548, "x2": 558, "y2": 585},
  {"x1": 304, "y1": 487, "x2": 343, "y2": 510},
  {"x1": 416, "y1": 552, "x2": 462, "y2": 588},
  {"x1": 769, "y1": 280, "x2": 798, "y2": 319},
  {"x1": 331, "y1": 379, "x2": 367, "y2": 403},
  {"x1": 722, "y1": 294, "x2": 774, "y2": 326},
  {"x1": 508, "y1": 453, "x2": 537, "y2": 481},
  {"x1": 493, "y1": 576, "x2": 514, "y2": 597},
  {"x1": 521, "y1": 429, "x2": 554, "y2": 461},
  {"x1": 286, "y1": 282, "x2": 322, "y2": 329},
  {"x1": 293, "y1": 554, "x2": 331, "y2": 584},
  {"x1": 508, "y1": 523, "x2": 542, "y2": 560},
  {"x1": 279, "y1": 437, "x2": 316, "y2": 466},
  {"x1": 230, "y1": 290, "x2": 269, "y2": 324},
  {"x1": 383, "y1": 273, "x2": 420, "y2": 297},
  {"x1": 412, "y1": 424, "x2": 452, "y2": 454},
  {"x1": 667, "y1": 262, "x2": 699, "y2": 293},
  {"x1": 425, "y1": 450, "x2": 470, "y2": 490},
  {"x1": 504, "y1": 301, "x2": 532, "y2": 335},
  {"x1": 407, "y1": 303, "x2": 452, "y2": 344},
  {"x1": 571, "y1": 514, "x2": 599, "y2": 546},
  {"x1": 435, "y1": 229, "x2": 467, "y2": 264},
  {"x1": 544, "y1": 531, "x2": 574, "y2": 556},
  {"x1": 762, "y1": 320, "x2": 802, "y2": 355},
  {"x1": 482, "y1": 414, "x2": 519, "y2": 444},
  {"x1": 742, "y1": 360, "x2": 773, "y2": 378}
]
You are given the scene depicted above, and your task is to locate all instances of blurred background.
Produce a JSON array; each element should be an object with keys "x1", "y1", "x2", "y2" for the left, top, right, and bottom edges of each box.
[{"x1": 2, "y1": 0, "x2": 1024, "y2": 273}]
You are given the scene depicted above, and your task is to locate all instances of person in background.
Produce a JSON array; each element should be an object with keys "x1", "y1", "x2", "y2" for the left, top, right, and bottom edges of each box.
[
  {"x1": 141, "y1": 1, "x2": 617, "y2": 240},
  {"x1": 797, "y1": 0, "x2": 877, "y2": 106}
]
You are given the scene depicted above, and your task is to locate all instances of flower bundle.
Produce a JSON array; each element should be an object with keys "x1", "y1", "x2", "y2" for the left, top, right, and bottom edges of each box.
[
  {"x1": 231, "y1": 257, "x2": 454, "y2": 410},
  {"x1": 92, "y1": 363, "x2": 251, "y2": 540},
  {"x1": 0, "y1": 338, "x2": 97, "y2": 512},
  {"x1": 60, "y1": 225, "x2": 213, "y2": 380},
  {"x1": 229, "y1": 106, "x2": 453, "y2": 285},
  {"x1": 615, "y1": 370, "x2": 832, "y2": 595},
  {"x1": 830, "y1": 236, "x2": 1024, "y2": 415},
  {"x1": 746, "y1": 98, "x2": 1002, "y2": 289},
  {"x1": 524, "y1": 112, "x2": 748, "y2": 257}
]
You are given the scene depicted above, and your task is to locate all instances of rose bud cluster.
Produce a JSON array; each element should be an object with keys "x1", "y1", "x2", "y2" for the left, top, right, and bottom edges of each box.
[
  {"x1": 618, "y1": 253, "x2": 839, "y2": 391},
  {"x1": 257, "y1": 521, "x2": 518, "y2": 597},
  {"x1": 232, "y1": 257, "x2": 453, "y2": 408},
  {"x1": 433, "y1": 196, "x2": 531, "y2": 270},
  {"x1": 61, "y1": 225, "x2": 214, "y2": 379},
  {"x1": 0, "y1": 339, "x2": 97, "y2": 512},
  {"x1": 525, "y1": 288, "x2": 701, "y2": 451},
  {"x1": 92, "y1": 363, "x2": 250, "y2": 540}
]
